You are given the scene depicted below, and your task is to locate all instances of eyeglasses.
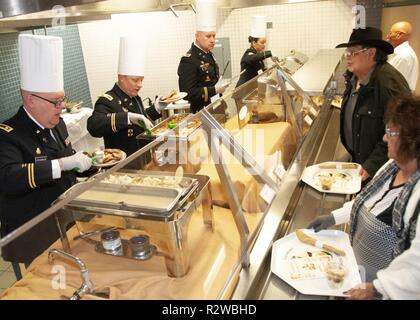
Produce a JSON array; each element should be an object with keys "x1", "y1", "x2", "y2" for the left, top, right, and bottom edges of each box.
[
  {"x1": 31, "y1": 94, "x2": 68, "y2": 108},
  {"x1": 344, "y1": 48, "x2": 368, "y2": 58},
  {"x1": 385, "y1": 126, "x2": 399, "y2": 138},
  {"x1": 388, "y1": 30, "x2": 405, "y2": 38}
]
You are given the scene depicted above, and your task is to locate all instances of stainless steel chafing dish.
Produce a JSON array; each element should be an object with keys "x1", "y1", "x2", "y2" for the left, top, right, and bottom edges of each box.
[
  {"x1": 138, "y1": 113, "x2": 202, "y2": 142},
  {"x1": 55, "y1": 170, "x2": 213, "y2": 278},
  {"x1": 137, "y1": 113, "x2": 206, "y2": 172}
]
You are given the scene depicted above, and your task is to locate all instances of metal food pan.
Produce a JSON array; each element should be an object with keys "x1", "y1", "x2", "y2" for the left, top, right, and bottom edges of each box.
[
  {"x1": 70, "y1": 183, "x2": 182, "y2": 213},
  {"x1": 137, "y1": 113, "x2": 201, "y2": 140},
  {"x1": 102, "y1": 172, "x2": 198, "y2": 197}
]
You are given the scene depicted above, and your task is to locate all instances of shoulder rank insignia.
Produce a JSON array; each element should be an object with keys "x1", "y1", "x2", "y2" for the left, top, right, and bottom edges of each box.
[
  {"x1": 103, "y1": 94, "x2": 113, "y2": 101},
  {"x1": 248, "y1": 52, "x2": 254, "y2": 55},
  {"x1": 183, "y1": 53, "x2": 191, "y2": 58},
  {"x1": 0, "y1": 124, "x2": 13, "y2": 133}
]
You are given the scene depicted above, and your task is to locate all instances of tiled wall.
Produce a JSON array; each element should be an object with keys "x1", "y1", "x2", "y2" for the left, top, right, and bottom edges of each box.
[
  {"x1": 79, "y1": 0, "x2": 356, "y2": 104},
  {"x1": 78, "y1": 11, "x2": 201, "y2": 104},
  {"x1": 0, "y1": 33, "x2": 22, "y2": 122},
  {"x1": 217, "y1": 0, "x2": 357, "y2": 78},
  {"x1": 0, "y1": 25, "x2": 92, "y2": 123}
]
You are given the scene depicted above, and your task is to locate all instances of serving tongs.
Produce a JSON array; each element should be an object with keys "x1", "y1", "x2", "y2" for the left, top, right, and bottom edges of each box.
[
  {"x1": 295, "y1": 229, "x2": 346, "y2": 256},
  {"x1": 137, "y1": 120, "x2": 152, "y2": 136}
]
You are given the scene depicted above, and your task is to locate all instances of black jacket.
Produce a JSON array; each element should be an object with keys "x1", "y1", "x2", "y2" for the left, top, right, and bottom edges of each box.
[
  {"x1": 87, "y1": 84, "x2": 161, "y2": 157},
  {"x1": 236, "y1": 47, "x2": 271, "y2": 88},
  {"x1": 178, "y1": 43, "x2": 220, "y2": 113},
  {"x1": 340, "y1": 62, "x2": 410, "y2": 177},
  {"x1": 0, "y1": 107, "x2": 76, "y2": 263}
]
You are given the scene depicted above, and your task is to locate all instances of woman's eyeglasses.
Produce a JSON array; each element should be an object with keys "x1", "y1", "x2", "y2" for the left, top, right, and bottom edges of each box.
[
  {"x1": 344, "y1": 48, "x2": 368, "y2": 59},
  {"x1": 31, "y1": 94, "x2": 68, "y2": 108},
  {"x1": 385, "y1": 127, "x2": 399, "y2": 138}
]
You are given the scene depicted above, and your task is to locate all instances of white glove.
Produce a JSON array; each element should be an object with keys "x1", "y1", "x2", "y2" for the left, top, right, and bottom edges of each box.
[
  {"x1": 271, "y1": 56, "x2": 280, "y2": 63},
  {"x1": 215, "y1": 76, "x2": 231, "y2": 94},
  {"x1": 155, "y1": 97, "x2": 170, "y2": 111},
  {"x1": 128, "y1": 112, "x2": 153, "y2": 129},
  {"x1": 60, "y1": 151, "x2": 92, "y2": 172}
]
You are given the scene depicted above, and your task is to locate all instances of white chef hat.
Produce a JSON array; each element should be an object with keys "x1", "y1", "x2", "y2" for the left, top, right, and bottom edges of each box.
[
  {"x1": 19, "y1": 34, "x2": 63, "y2": 93},
  {"x1": 250, "y1": 15, "x2": 267, "y2": 38},
  {"x1": 196, "y1": 0, "x2": 217, "y2": 32},
  {"x1": 118, "y1": 36, "x2": 145, "y2": 76}
]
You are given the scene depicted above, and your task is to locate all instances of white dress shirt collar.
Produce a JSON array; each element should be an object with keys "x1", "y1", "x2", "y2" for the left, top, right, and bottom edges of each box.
[{"x1": 23, "y1": 106, "x2": 45, "y2": 129}]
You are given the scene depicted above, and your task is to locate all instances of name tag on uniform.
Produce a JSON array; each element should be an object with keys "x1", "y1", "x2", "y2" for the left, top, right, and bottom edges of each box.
[{"x1": 35, "y1": 156, "x2": 48, "y2": 163}]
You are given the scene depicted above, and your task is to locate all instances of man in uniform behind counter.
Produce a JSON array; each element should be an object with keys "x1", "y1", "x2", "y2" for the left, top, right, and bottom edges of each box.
[
  {"x1": 87, "y1": 37, "x2": 168, "y2": 168},
  {"x1": 0, "y1": 34, "x2": 92, "y2": 280},
  {"x1": 177, "y1": 0, "x2": 231, "y2": 113}
]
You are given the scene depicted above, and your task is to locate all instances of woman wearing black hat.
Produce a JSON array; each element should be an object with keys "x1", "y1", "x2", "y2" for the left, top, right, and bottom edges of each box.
[
  {"x1": 235, "y1": 15, "x2": 272, "y2": 88},
  {"x1": 335, "y1": 27, "x2": 410, "y2": 182}
]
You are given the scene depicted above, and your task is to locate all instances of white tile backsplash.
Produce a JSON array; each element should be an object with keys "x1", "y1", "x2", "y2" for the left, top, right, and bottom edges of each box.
[{"x1": 79, "y1": 0, "x2": 356, "y2": 104}]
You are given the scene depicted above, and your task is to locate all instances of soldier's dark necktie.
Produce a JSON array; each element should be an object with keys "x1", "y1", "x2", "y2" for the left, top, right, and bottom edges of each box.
[
  {"x1": 51, "y1": 128, "x2": 65, "y2": 150},
  {"x1": 43, "y1": 128, "x2": 64, "y2": 150},
  {"x1": 134, "y1": 96, "x2": 145, "y2": 115}
]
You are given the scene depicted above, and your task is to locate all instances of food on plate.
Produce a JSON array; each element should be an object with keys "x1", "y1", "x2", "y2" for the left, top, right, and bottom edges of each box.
[
  {"x1": 289, "y1": 256, "x2": 331, "y2": 280},
  {"x1": 291, "y1": 250, "x2": 332, "y2": 259},
  {"x1": 319, "y1": 175, "x2": 335, "y2": 190},
  {"x1": 295, "y1": 229, "x2": 346, "y2": 256},
  {"x1": 161, "y1": 89, "x2": 177, "y2": 101},
  {"x1": 314, "y1": 171, "x2": 352, "y2": 190},
  {"x1": 63, "y1": 101, "x2": 82, "y2": 113},
  {"x1": 318, "y1": 163, "x2": 358, "y2": 169},
  {"x1": 160, "y1": 89, "x2": 183, "y2": 103},
  {"x1": 324, "y1": 261, "x2": 346, "y2": 288},
  {"x1": 64, "y1": 101, "x2": 81, "y2": 107},
  {"x1": 103, "y1": 149, "x2": 122, "y2": 164}
]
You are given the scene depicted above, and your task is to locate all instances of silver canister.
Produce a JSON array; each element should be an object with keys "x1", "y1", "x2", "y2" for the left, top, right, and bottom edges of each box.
[
  {"x1": 101, "y1": 230, "x2": 122, "y2": 252},
  {"x1": 130, "y1": 235, "x2": 151, "y2": 258}
]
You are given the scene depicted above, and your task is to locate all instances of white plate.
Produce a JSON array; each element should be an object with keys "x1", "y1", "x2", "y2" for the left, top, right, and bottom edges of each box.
[
  {"x1": 160, "y1": 92, "x2": 187, "y2": 103},
  {"x1": 301, "y1": 161, "x2": 361, "y2": 194},
  {"x1": 271, "y1": 229, "x2": 361, "y2": 297},
  {"x1": 92, "y1": 149, "x2": 126, "y2": 168},
  {"x1": 239, "y1": 106, "x2": 248, "y2": 120}
]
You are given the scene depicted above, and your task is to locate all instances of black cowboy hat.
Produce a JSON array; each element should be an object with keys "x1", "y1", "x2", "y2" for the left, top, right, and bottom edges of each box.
[{"x1": 336, "y1": 27, "x2": 394, "y2": 54}]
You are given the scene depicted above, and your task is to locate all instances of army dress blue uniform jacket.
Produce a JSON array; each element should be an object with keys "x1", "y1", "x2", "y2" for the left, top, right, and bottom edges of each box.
[
  {"x1": 235, "y1": 47, "x2": 271, "y2": 88},
  {"x1": 87, "y1": 83, "x2": 161, "y2": 158},
  {"x1": 178, "y1": 43, "x2": 220, "y2": 113},
  {"x1": 0, "y1": 107, "x2": 76, "y2": 263}
]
